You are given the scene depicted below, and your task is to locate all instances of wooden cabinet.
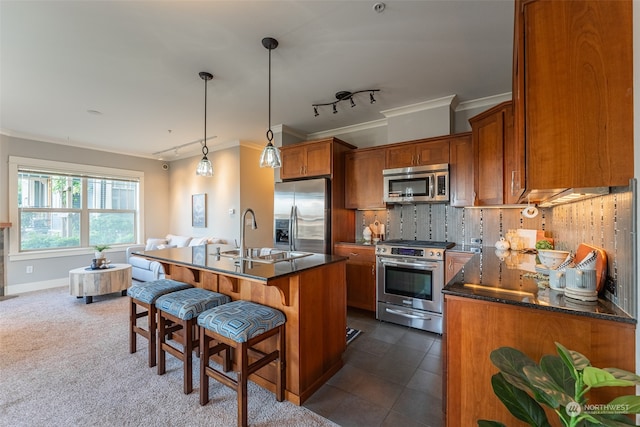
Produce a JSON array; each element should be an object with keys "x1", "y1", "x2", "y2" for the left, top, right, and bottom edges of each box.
[
  {"x1": 469, "y1": 101, "x2": 514, "y2": 206},
  {"x1": 513, "y1": 0, "x2": 633, "y2": 199},
  {"x1": 280, "y1": 137, "x2": 356, "y2": 252},
  {"x1": 448, "y1": 133, "x2": 474, "y2": 207},
  {"x1": 345, "y1": 148, "x2": 386, "y2": 209},
  {"x1": 444, "y1": 294, "x2": 635, "y2": 427},
  {"x1": 385, "y1": 137, "x2": 450, "y2": 169},
  {"x1": 334, "y1": 243, "x2": 376, "y2": 311},
  {"x1": 280, "y1": 137, "x2": 356, "y2": 180},
  {"x1": 444, "y1": 251, "x2": 473, "y2": 284}
]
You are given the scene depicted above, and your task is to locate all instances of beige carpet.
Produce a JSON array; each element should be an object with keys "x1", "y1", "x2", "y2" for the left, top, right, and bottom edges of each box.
[{"x1": 0, "y1": 286, "x2": 338, "y2": 427}]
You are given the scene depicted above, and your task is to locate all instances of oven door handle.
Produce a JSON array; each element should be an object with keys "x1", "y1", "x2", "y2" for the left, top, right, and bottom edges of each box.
[
  {"x1": 385, "y1": 307, "x2": 432, "y2": 320},
  {"x1": 379, "y1": 259, "x2": 439, "y2": 270}
]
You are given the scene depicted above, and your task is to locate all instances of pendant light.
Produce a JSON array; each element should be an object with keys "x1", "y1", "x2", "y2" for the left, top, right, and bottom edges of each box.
[
  {"x1": 196, "y1": 71, "x2": 214, "y2": 177},
  {"x1": 259, "y1": 37, "x2": 282, "y2": 168}
]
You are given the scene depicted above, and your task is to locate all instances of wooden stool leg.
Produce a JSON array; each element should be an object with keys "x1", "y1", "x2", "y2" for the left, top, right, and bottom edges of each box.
[
  {"x1": 276, "y1": 324, "x2": 285, "y2": 402},
  {"x1": 157, "y1": 310, "x2": 166, "y2": 375},
  {"x1": 149, "y1": 305, "x2": 157, "y2": 368},
  {"x1": 184, "y1": 320, "x2": 193, "y2": 394},
  {"x1": 129, "y1": 299, "x2": 137, "y2": 354},
  {"x1": 199, "y1": 328, "x2": 210, "y2": 406},
  {"x1": 238, "y1": 342, "x2": 249, "y2": 427}
]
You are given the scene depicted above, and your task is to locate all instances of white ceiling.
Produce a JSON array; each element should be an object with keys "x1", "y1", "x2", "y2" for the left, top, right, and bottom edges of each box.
[{"x1": 0, "y1": 0, "x2": 514, "y2": 160}]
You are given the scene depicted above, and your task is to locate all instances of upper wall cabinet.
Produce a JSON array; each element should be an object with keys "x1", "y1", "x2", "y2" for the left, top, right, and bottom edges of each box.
[
  {"x1": 385, "y1": 137, "x2": 450, "y2": 169},
  {"x1": 469, "y1": 101, "x2": 516, "y2": 206},
  {"x1": 449, "y1": 133, "x2": 474, "y2": 207},
  {"x1": 345, "y1": 148, "x2": 386, "y2": 209},
  {"x1": 280, "y1": 137, "x2": 355, "y2": 180},
  {"x1": 513, "y1": 0, "x2": 633, "y2": 198}
]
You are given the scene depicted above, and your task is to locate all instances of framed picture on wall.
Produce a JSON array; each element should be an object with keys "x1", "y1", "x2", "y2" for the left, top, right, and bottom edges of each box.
[{"x1": 192, "y1": 193, "x2": 207, "y2": 228}]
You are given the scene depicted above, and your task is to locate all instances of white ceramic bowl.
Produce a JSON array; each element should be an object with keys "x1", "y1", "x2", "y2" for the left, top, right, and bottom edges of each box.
[{"x1": 537, "y1": 250, "x2": 571, "y2": 270}]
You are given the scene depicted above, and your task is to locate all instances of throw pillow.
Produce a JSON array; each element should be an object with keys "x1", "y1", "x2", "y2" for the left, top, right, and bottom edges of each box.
[
  {"x1": 145, "y1": 238, "x2": 168, "y2": 250},
  {"x1": 166, "y1": 234, "x2": 192, "y2": 247},
  {"x1": 188, "y1": 237, "x2": 209, "y2": 246}
]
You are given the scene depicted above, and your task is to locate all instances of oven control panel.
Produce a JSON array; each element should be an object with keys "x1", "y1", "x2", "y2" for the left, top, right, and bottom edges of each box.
[{"x1": 376, "y1": 245, "x2": 445, "y2": 260}]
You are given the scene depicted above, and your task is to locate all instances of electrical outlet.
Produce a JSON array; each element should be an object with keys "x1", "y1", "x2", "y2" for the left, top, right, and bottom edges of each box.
[
  {"x1": 26, "y1": 265, "x2": 33, "y2": 274},
  {"x1": 470, "y1": 238, "x2": 482, "y2": 245}
]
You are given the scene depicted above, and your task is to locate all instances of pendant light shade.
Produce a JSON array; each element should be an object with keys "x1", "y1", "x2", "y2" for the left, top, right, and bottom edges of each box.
[
  {"x1": 196, "y1": 71, "x2": 214, "y2": 177},
  {"x1": 260, "y1": 37, "x2": 282, "y2": 168}
]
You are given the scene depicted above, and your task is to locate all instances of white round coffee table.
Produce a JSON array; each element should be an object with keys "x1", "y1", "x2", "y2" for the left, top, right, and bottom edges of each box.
[{"x1": 69, "y1": 263, "x2": 132, "y2": 304}]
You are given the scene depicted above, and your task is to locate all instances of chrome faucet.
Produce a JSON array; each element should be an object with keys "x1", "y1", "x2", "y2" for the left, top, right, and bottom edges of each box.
[{"x1": 239, "y1": 208, "x2": 257, "y2": 258}]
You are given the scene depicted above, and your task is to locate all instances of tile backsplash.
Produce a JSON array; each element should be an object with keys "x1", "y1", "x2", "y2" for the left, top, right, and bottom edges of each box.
[{"x1": 356, "y1": 189, "x2": 636, "y2": 317}]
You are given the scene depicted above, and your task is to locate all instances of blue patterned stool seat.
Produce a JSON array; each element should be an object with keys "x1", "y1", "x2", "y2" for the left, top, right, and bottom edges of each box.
[
  {"x1": 156, "y1": 288, "x2": 230, "y2": 320},
  {"x1": 198, "y1": 300, "x2": 286, "y2": 426},
  {"x1": 128, "y1": 278, "x2": 193, "y2": 368},
  {"x1": 198, "y1": 300, "x2": 286, "y2": 343},
  {"x1": 127, "y1": 279, "x2": 193, "y2": 304}
]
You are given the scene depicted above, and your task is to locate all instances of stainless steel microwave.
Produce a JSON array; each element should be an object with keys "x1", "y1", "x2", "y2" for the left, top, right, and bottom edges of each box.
[{"x1": 383, "y1": 163, "x2": 449, "y2": 204}]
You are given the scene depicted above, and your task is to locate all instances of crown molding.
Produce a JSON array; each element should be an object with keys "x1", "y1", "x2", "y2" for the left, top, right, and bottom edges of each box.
[{"x1": 380, "y1": 94, "x2": 458, "y2": 118}]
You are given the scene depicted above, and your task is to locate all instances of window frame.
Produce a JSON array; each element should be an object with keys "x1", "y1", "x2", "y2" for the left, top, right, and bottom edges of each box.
[{"x1": 8, "y1": 156, "x2": 145, "y2": 261}]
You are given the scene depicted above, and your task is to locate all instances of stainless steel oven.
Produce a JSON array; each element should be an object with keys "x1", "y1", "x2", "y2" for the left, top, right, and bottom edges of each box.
[{"x1": 376, "y1": 240, "x2": 454, "y2": 334}]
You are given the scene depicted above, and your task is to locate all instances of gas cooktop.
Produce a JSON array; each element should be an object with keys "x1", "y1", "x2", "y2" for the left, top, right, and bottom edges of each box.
[{"x1": 380, "y1": 240, "x2": 455, "y2": 249}]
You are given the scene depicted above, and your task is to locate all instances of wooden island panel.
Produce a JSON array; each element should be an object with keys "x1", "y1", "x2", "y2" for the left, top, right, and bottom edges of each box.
[{"x1": 158, "y1": 258, "x2": 347, "y2": 405}]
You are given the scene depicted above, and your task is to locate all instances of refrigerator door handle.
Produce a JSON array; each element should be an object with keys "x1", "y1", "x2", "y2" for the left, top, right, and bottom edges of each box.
[
  {"x1": 291, "y1": 205, "x2": 298, "y2": 251},
  {"x1": 289, "y1": 206, "x2": 296, "y2": 251}
]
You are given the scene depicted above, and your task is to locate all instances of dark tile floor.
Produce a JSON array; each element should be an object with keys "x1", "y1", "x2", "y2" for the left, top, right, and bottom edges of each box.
[{"x1": 304, "y1": 308, "x2": 444, "y2": 427}]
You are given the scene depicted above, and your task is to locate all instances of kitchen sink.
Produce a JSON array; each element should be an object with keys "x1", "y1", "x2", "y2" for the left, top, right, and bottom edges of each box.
[{"x1": 218, "y1": 248, "x2": 313, "y2": 264}]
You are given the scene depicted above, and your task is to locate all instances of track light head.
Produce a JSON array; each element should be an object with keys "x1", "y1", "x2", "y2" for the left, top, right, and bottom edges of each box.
[
  {"x1": 332, "y1": 104, "x2": 338, "y2": 114},
  {"x1": 314, "y1": 106, "x2": 319, "y2": 117},
  {"x1": 350, "y1": 97, "x2": 356, "y2": 108},
  {"x1": 370, "y1": 92, "x2": 376, "y2": 104}
]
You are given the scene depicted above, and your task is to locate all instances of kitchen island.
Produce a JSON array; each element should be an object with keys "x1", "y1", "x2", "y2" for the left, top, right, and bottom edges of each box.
[
  {"x1": 135, "y1": 245, "x2": 347, "y2": 405},
  {"x1": 442, "y1": 249, "x2": 636, "y2": 427}
]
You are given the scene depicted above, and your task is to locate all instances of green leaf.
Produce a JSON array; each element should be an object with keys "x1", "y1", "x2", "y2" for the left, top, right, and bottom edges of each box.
[
  {"x1": 523, "y1": 365, "x2": 574, "y2": 408},
  {"x1": 583, "y1": 367, "x2": 635, "y2": 388},
  {"x1": 609, "y1": 395, "x2": 640, "y2": 414},
  {"x1": 589, "y1": 413, "x2": 638, "y2": 426},
  {"x1": 478, "y1": 421, "x2": 507, "y2": 427},
  {"x1": 490, "y1": 347, "x2": 538, "y2": 380},
  {"x1": 491, "y1": 373, "x2": 552, "y2": 427},
  {"x1": 540, "y1": 355, "x2": 575, "y2": 396},
  {"x1": 555, "y1": 342, "x2": 591, "y2": 371},
  {"x1": 603, "y1": 368, "x2": 640, "y2": 386}
]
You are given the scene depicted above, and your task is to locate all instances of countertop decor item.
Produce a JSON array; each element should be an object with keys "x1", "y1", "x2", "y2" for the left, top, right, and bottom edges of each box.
[
  {"x1": 196, "y1": 71, "x2": 214, "y2": 177},
  {"x1": 494, "y1": 238, "x2": 510, "y2": 250},
  {"x1": 259, "y1": 37, "x2": 282, "y2": 168},
  {"x1": 537, "y1": 249, "x2": 571, "y2": 270}
]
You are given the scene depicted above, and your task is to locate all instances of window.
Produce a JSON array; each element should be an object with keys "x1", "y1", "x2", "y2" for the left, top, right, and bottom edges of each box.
[{"x1": 10, "y1": 157, "x2": 143, "y2": 255}]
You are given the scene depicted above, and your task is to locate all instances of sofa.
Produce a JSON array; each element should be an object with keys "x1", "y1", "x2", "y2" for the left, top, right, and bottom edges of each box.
[{"x1": 126, "y1": 234, "x2": 227, "y2": 284}]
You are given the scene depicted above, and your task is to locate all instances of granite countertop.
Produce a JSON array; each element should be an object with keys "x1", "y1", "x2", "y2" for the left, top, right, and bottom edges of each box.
[
  {"x1": 135, "y1": 245, "x2": 347, "y2": 282},
  {"x1": 443, "y1": 248, "x2": 635, "y2": 325}
]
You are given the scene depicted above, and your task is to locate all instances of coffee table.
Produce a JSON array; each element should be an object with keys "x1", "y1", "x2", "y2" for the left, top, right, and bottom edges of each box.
[{"x1": 69, "y1": 263, "x2": 132, "y2": 304}]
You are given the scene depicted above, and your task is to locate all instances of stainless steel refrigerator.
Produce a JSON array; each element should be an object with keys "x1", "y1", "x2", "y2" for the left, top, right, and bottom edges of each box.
[{"x1": 273, "y1": 178, "x2": 330, "y2": 254}]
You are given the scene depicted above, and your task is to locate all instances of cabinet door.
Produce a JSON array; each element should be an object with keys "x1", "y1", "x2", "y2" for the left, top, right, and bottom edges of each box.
[
  {"x1": 415, "y1": 140, "x2": 449, "y2": 166},
  {"x1": 502, "y1": 104, "x2": 523, "y2": 204},
  {"x1": 385, "y1": 145, "x2": 416, "y2": 169},
  {"x1": 519, "y1": 0, "x2": 633, "y2": 190},
  {"x1": 304, "y1": 141, "x2": 332, "y2": 177},
  {"x1": 280, "y1": 145, "x2": 306, "y2": 180},
  {"x1": 335, "y1": 244, "x2": 376, "y2": 311},
  {"x1": 345, "y1": 149, "x2": 386, "y2": 209},
  {"x1": 472, "y1": 106, "x2": 506, "y2": 205},
  {"x1": 449, "y1": 134, "x2": 474, "y2": 207}
]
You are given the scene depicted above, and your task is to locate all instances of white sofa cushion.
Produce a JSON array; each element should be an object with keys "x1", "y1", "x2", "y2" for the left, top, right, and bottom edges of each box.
[
  {"x1": 129, "y1": 255, "x2": 165, "y2": 283},
  {"x1": 189, "y1": 237, "x2": 209, "y2": 246},
  {"x1": 145, "y1": 238, "x2": 168, "y2": 250},
  {"x1": 166, "y1": 234, "x2": 192, "y2": 247}
]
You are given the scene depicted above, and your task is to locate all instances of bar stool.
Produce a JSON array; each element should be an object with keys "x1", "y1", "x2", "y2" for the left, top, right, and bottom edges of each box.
[
  {"x1": 197, "y1": 300, "x2": 286, "y2": 427},
  {"x1": 155, "y1": 287, "x2": 231, "y2": 394},
  {"x1": 127, "y1": 279, "x2": 193, "y2": 367}
]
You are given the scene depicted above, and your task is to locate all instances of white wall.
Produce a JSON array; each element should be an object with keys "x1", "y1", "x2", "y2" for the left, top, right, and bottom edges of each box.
[{"x1": 239, "y1": 145, "x2": 275, "y2": 249}]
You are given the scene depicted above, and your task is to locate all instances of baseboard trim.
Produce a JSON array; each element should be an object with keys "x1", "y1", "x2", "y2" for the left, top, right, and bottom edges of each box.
[{"x1": 5, "y1": 278, "x2": 67, "y2": 295}]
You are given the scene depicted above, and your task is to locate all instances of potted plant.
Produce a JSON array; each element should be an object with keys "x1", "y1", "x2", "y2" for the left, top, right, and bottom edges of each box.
[
  {"x1": 479, "y1": 342, "x2": 640, "y2": 427},
  {"x1": 94, "y1": 245, "x2": 110, "y2": 259}
]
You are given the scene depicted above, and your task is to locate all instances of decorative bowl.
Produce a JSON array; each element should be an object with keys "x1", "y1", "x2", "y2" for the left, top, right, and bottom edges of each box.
[{"x1": 537, "y1": 249, "x2": 571, "y2": 270}]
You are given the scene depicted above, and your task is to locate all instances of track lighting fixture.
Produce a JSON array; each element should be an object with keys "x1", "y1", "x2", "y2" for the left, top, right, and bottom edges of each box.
[
  {"x1": 259, "y1": 37, "x2": 282, "y2": 168},
  {"x1": 312, "y1": 89, "x2": 379, "y2": 117},
  {"x1": 196, "y1": 71, "x2": 214, "y2": 177}
]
